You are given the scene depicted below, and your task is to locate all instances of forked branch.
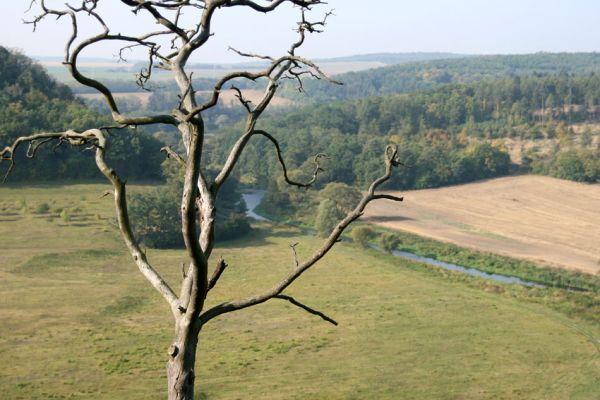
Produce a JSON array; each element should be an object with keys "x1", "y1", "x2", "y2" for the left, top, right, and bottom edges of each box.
[{"x1": 199, "y1": 145, "x2": 404, "y2": 324}]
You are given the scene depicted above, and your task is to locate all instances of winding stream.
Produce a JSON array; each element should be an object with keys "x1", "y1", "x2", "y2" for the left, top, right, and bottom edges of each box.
[
  {"x1": 391, "y1": 250, "x2": 545, "y2": 288},
  {"x1": 243, "y1": 190, "x2": 546, "y2": 288}
]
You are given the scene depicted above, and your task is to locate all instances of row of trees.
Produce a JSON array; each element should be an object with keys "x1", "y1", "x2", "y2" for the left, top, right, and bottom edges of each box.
[{"x1": 531, "y1": 148, "x2": 600, "y2": 183}]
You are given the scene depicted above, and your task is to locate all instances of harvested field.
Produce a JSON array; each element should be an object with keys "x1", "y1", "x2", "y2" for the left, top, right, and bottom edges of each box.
[
  {"x1": 196, "y1": 89, "x2": 293, "y2": 108},
  {"x1": 364, "y1": 175, "x2": 600, "y2": 274}
]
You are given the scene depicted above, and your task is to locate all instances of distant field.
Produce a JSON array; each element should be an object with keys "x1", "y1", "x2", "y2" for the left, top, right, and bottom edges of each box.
[
  {"x1": 0, "y1": 183, "x2": 598, "y2": 399},
  {"x1": 78, "y1": 92, "x2": 153, "y2": 106},
  {"x1": 42, "y1": 60, "x2": 385, "y2": 85},
  {"x1": 364, "y1": 175, "x2": 600, "y2": 274},
  {"x1": 78, "y1": 89, "x2": 292, "y2": 109},
  {"x1": 196, "y1": 89, "x2": 294, "y2": 108}
]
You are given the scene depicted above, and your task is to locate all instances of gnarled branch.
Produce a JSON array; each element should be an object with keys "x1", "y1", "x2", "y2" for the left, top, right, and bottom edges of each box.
[{"x1": 253, "y1": 129, "x2": 326, "y2": 188}]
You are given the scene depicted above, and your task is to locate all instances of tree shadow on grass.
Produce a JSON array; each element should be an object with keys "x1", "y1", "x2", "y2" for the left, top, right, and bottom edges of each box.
[
  {"x1": 218, "y1": 224, "x2": 306, "y2": 249},
  {"x1": 364, "y1": 215, "x2": 414, "y2": 222}
]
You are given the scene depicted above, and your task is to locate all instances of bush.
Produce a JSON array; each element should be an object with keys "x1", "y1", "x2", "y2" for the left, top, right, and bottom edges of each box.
[
  {"x1": 380, "y1": 232, "x2": 400, "y2": 253},
  {"x1": 351, "y1": 226, "x2": 375, "y2": 248},
  {"x1": 315, "y1": 199, "x2": 344, "y2": 237},
  {"x1": 35, "y1": 203, "x2": 50, "y2": 214},
  {"x1": 60, "y1": 209, "x2": 71, "y2": 223}
]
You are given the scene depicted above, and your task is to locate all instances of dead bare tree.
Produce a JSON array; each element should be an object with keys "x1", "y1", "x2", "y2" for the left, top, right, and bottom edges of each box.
[{"x1": 1, "y1": 1, "x2": 403, "y2": 399}]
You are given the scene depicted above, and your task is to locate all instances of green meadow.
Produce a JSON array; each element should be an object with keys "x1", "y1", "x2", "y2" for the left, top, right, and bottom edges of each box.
[{"x1": 0, "y1": 184, "x2": 598, "y2": 399}]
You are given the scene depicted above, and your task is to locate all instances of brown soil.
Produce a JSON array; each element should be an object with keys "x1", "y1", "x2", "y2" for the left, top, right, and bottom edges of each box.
[{"x1": 196, "y1": 89, "x2": 293, "y2": 108}]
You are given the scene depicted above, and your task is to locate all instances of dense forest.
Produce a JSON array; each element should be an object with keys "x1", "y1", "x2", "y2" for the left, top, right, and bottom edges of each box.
[
  {"x1": 0, "y1": 47, "x2": 163, "y2": 181},
  {"x1": 279, "y1": 73, "x2": 600, "y2": 138}
]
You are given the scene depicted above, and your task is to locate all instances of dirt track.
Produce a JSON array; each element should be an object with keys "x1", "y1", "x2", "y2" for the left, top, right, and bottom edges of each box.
[{"x1": 364, "y1": 175, "x2": 600, "y2": 274}]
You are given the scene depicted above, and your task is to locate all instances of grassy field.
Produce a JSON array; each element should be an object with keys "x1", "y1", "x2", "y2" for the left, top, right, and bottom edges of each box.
[
  {"x1": 0, "y1": 184, "x2": 599, "y2": 399},
  {"x1": 365, "y1": 175, "x2": 600, "y2": 274}
]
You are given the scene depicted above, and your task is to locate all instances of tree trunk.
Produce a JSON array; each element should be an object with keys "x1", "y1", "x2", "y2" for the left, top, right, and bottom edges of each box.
[{"x1": 166, "y1": 325, "x2": 199, "y2": 400}]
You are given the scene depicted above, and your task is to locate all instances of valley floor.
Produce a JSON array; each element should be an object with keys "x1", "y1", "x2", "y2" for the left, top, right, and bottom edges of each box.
[{"x1": 0, "y1": 184, "x2": 598, "y2": 399}]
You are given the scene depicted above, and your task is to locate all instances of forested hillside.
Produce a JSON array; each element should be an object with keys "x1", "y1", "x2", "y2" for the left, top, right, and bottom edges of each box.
[
  {"x1": 282, "y1": 53, "x2": 600, "y2": 102},
  {"x1": 0, "y1": 47, "x2": 163, "y2": 181},
  {"x1": 210, "y1": 71, "x2": 600, "y2": 198}
]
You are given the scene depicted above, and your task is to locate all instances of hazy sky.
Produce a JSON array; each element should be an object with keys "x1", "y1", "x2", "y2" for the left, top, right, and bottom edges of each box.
[{"x1": 1, "y1": 0, "x2": 599, "y2": 62}]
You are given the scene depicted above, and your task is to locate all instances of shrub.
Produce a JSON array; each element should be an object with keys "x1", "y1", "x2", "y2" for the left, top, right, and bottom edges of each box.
[
  {"x1": 35, "y1": 202, "x2": 50, "y2": 214},
  {"x1": 380, "y1": 232, "x2": 400, "y2": 253},
  {"x1": 60, "y1": 209, "x2": 71, "y2": 223},
  {"x1": 315, "y1": 199, "x2": 344, "y2": 237},
  {"x1": 351, "y1": 226, "x2": 375, "y2": 248}
]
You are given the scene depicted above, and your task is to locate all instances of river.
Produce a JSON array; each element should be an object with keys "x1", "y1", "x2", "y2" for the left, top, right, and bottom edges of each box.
[{"x1": 242, "y1": 190, "x2": 269, "y2": 222}]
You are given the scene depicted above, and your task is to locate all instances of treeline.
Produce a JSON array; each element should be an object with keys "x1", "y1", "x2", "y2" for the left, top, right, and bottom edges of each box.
[
  {"x1": 83, "y1": 84, "x2": 265, "y2": 147},
  {"x1": 210, "y1": 125, "x2": 511, "y2": 192},
  {"x1": 0, "y1": 47, "x2": 163, "y2": 181},
  {"x1": 282, "y1": 53, "x2": 600, "y2": 103}
]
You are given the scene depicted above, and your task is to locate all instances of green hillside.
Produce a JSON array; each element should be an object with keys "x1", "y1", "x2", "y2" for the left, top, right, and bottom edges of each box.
[
  {"x1": 0, "y1": 46, "x2": 163, "y2": 181},
  {"x1": 214, "y1": 72, "x2": 599, "y2": 195}
]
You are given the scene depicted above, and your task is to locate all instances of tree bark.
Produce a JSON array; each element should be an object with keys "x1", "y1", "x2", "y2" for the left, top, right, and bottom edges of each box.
[{"x1": 166, "y1": 321, "x2": 200, "y2": 400}]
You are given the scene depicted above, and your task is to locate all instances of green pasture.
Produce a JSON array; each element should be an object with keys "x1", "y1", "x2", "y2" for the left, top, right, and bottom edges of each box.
[{"x1": 0, "y1": 184, "x2": 598, "y2": 399}]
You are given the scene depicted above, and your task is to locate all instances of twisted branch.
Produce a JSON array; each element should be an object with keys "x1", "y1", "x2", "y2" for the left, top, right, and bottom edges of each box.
[{"x1": 253, "y1": 129, "x2": 326, "y2": 188}]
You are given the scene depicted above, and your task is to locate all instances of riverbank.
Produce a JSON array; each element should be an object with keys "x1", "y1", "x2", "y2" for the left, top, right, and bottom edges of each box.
[{"x1": 244, "y1": 190, "x2": 599, "y2": 323}]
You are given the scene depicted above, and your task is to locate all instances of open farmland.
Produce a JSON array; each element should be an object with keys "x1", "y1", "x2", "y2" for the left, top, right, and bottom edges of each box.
[
  {"x1": 0, "y1": 183, "x2": 598, "y2": 399},
  {"x1": 364, "y1": 175, "x2": 600, "y2": 274}
]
